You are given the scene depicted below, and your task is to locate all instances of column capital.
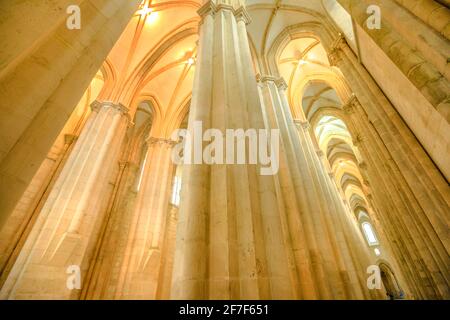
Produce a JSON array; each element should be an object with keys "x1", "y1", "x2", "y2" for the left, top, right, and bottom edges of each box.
[
  {"x1": 328, "y1": 50, "x2": 341, "y2": 67},
  {"x1": 352, "y1": 133, "x2": 364, "y2": 146},
  {"x1": 198, "y1": 1, "x2": 218, "y2": 20},
  {"x1": 294, "y1": 119, "x2": 311, "y2": 131},
  {"x1": 345, "y1": 94, "x2": 361, "y2": 109},
  {"x1": 342, "y1": 103, "x2": 355, "y2": 115},
  {"x1": 358, "y1": 161, "x2": 367, "y2": 171},
  {"x1": 147, "y1": 136, "x2": 178, "y2": 147},
  {"x1": 234, "y1": 6, "x2": 252, "y2": 25},
  {"x1": 316, "y1": 149, "x2": 325, "y2": 158},
  {"x1": 119, "y1": 161, "x2": 129, "y2": 169},
  {"x1": 257, "y1": 74, "x2": 278, "y2": 84},
  {"x1": 275, "y1": 77, "x2": 288, "y2": 90},
  {"x1": 332, "y1": 33, "x2": 347, "y2": 49},
  {"x1": 198, "y1": 1, "x2": 251, "y2": 24},
  {"x1": 328, "y1": 33, "x2": 347, "y2": 66},
  {"x1": 90, "y1": 101, "x2": 129, "y2": 115},
  {"x1": 257, "y1": 74, "x2": 287, "y2": 90},
  {"x1": 342, "y1": 94, "x2": 359, "y2": 115},
  {"x1": 64, "y1": 134, "x2": 78, "y2": 145}
]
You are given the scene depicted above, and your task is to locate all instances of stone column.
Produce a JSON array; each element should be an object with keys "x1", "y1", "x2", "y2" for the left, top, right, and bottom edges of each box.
[
  {"x1": 296, "y1": 119, "x2": 380, "y2": 300},
  {"x1": 0, "y1": 101, "x2": 130, "y2": 299},
  {"x1": 330, "y1": 34, "x2": 450, "y2": 298},
  {"x1": 170, "y1": 1, "x2": 295, "y2": 299},
  {"x1": 0, "y1": 0, "x2": 142, "y2": 229},
  {"x1": 336, "y1": 0, "x2": 449, "y2": 118},
  {"x1": 290, "y1": 103, "x2": 381, "y2": 300},
  {"x1": 157, "y1": 205, "x2": 179, "y2": 299},
  {"x1": 364, "y1": 0, "x2": 450, "y2": 79},
  {"x1": 329, "y1": 34, "x2": 449, "y2": 248},
  {"x1": 257, "y1": 75, "x2": 381, "y2": 299},
  {"x1": 342, "y1": 94, "x2": 450, "y2": 299},
  {"x1": 393, "y1": 0, "x2": 450, "y2": 40},
  {"x1": 116, "y1": 137, "x2": 176, "y2": 299},
  {"x1": 257, "y1": 76, "x2": 318, "y2": 299}
]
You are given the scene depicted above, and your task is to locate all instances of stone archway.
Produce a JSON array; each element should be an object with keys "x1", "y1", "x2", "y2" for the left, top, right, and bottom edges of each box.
[{"x1": 379, "y1": 262, "x2": 404, "y2": 300}]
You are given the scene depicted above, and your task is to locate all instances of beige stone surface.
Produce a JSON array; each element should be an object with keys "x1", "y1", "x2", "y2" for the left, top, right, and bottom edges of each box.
[{"x1": 0, "y1": 0, "x2": 448, "y2": 300}]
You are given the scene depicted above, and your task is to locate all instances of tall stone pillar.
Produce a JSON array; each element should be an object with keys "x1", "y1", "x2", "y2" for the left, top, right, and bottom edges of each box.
[
  {"x1": 343, "y1": 94, "x2": 450, "y2": 299},
  {"x1": 170, "y1": 0, "x2": 295, "y2": 299},
  {"x1": 336, "y1": 0, "x2": 449, "y2": 118},
  {"x1": 116, "y1": 137, "x2": 176, "y2": 299},
  {"x1": 328, "y1": 36, "x2": 450, "y2": 299},
  {"x1": 0, "y1": 101, "x2": 129, "y2": 299},
  {"x1": 0, "y1": 0, "x2": 142, "y2": 229},
  {"x1": 392, "y1": 0, "x2": 450, "y2": 39},
  {"x1": 257, "y1": 76, "x2": 380, "y2": 300}
]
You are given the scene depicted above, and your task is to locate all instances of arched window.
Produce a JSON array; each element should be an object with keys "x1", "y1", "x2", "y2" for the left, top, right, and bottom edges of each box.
[
  {"x1": 362, "y1": 222, "x2": 378, "y2": 246},
  {"x1": 379, "y1": 263, "x2": 405, "y2": 300}
]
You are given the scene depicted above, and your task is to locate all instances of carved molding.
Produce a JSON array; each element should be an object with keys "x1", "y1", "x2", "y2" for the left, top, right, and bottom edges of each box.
[
  {"x1": 275, "y1": 77, "x2": 288, "y2": 90},
  {"x1": 257, "y1": 74, "x2": 288, "y2": 90},
  {"x1": 343, "y1": 102, "x2": 356, "y2": 115},
  {"x1": 234, "y1": 6, "x2": 252, "y2": 25},
  {"x1": 90, "y1": 100, "x2": 129, "y2": 115},
  {"x1": 352, "y1": 133, "x2": 364, "y2": 146},
  {"x1": 147, "y1": 136, "x2": 178, "y2": 147},
  {"x1": 344, "y1": 94, "x2": 361, "y2": 110},
  {"x1": 327, "y1": 33, "x2": 347, "y2": 66},
  {"x1": 119, "y1": 161, "x2": 129, "y2": 170},
  {"x1": 198, "y1": 1, "x2": 251, "y2": 25},
  {"x1": 293, "y1": 119, "x2": 311, "y2": 131},
  {"x1": 257, "y1": 74, "x2": 277, "y2": 83},
  {"x1": 359, "y1": 161, "x2": 368, "y2": 171},
  {"x1": 301, "y1": 121, "x2": 311, "y2": 131},
  {"x1": 198, "y1": 0, "x2": 218, "y2": 20},
  {"x1": 64, "y1": 134, "x2": 78, "y2": 145}
]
